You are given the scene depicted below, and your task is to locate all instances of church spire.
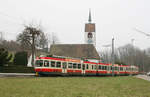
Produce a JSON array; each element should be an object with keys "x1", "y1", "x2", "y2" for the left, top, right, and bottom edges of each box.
[{"x1": 88, "y1": 9, "x2": 92, "y2": 23}]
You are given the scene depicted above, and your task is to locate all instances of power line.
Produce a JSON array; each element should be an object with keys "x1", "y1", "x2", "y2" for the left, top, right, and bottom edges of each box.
[{"x1": 134, "y1": 28, "x2": 150, "y2": 37}]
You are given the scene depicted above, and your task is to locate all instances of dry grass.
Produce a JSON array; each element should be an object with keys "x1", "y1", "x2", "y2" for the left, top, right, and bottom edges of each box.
[{"x1": 0, "y1": 76, "x2": 150, "y2": 97}]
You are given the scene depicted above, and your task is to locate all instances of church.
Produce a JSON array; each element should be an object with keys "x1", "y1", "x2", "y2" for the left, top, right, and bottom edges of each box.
[{"x1": 49, "y1": 10, "x2": 100, "y2": 61}]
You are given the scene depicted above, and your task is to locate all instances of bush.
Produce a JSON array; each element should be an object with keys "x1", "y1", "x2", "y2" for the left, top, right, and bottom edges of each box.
[
  {"x1": 13, "y1": 51, "x2": 28, "y2": 66},
  {"x1": 0, "y1": 48, "x2": 12, "y2": 66}
]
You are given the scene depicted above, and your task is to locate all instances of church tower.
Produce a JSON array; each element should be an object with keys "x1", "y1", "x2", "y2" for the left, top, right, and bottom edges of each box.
[{"x1": 85, "y1": 10, "x2": 96, "y2": 46}]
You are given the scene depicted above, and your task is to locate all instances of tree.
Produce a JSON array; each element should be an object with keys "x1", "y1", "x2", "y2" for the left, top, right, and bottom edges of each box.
[
  {"x1": 17, "y1": 30, "x2": 32, "y2": 50},
  {"x1": 100, "y1": 50, "x2": 112, "y2": 63},
  {"x1": 1, "y1": 40, "x2": 21, "y2": 52},
  {"x1": 17, "y1": 24, "x2": 42, "y2": 66},
  {"x1": 100, "y1": 44, "x2": 150, "y2": 72},
  {"x1": 0, "y1": 48, "x2": 12, "y2": 66},
  {"x1": 36, "y1": 32, "x2": 48, "y2": 50}
]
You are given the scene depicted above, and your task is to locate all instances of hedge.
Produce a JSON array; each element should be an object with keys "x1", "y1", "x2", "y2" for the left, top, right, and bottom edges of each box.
[{"x1": 0, "y1": 65, "x2": 35, "y2": 73}]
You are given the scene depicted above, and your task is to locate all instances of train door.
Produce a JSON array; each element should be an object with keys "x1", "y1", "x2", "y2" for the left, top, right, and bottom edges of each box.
[
  {"x1": 62, "y1": 62, "x2": 67, "y2": 73},
  {"x1": 82, "y1": 64, "x2": 85, "y2": 74}
]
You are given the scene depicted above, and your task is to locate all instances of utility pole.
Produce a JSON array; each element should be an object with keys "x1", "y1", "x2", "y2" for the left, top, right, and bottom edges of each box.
[
  {"x1": 112, "y1": 37, "x2": 115, "y2": 76},
  {"x1": 143, "y1": 50, "x2": 145, "y2": 73},
  {"x1": 131, "y1": 39, "x2": 135, "y2": 65}
]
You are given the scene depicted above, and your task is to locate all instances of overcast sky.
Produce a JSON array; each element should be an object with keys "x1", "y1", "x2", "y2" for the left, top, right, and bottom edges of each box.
[{"x1": 0, "y1": 0, "x2": 150, "y2": 51}]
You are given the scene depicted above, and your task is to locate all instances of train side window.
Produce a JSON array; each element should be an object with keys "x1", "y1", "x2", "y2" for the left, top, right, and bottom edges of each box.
[
  {"x1": 106, "y1": 66, "x2": 108, "y2": 70},
  {"x1": 99, "y1": 65, "x2": 101, "y2": 70},
  {"x1": 103, "y1": 66, "x2": 105, "y2": 70},
  {"x1": 62, "y1": 62, "x2": 67, "y2": 69},
  {"x1": 115, "y1": 67, "x2": 118, "y2": 71},
  {"x1": 86, "y1": 64, "x2": 89, "y2": 69},
  {"x1": 110, "y1": 66, "x2": 112, "y2": 70},
  {"x1": 56, "y1": 62, "x2": 61, "y2": 68},
  {"x1": 82, "y1": 64, "x2": 85, "y2": 70},
  {"x1": 73, "y1": 63, "x2": 77, "y2": 69},
  {"x1": 102, "y1": 66, "x2": 104, "y2": 70},
  {"x1": 68, "y1": 63, "x2": 72, "y2": 68},
  {"x1": 115, "y1": 67, "x2": 117, "y2": 71},
  {"x1": 120, "y1": 67, "x2": 123, "y2": 71},
  {"x1": 78, "y1": 64, "x2": 81, "y2": 69},
  {"x1": 44, "y1": 60, "x2": 49, "y2": 67},
  {"x1": 94, "y1": 65, "x2": 96, "y2": 70},
  {"x1": 92, "y1": 65, "x2": 93, "y2": 70},
  {"x1": 51, "y1": 61, "x2": 55, "y2": 67},
  {"x1": 108, "y1": 66, "x2": 110, "y2": 70},
  {"x1": 104, "y1": 66, "x2": 106, "y2": 70},
  {"x1": 123, "y1": 67, "x2": 125, "y2": 71}
]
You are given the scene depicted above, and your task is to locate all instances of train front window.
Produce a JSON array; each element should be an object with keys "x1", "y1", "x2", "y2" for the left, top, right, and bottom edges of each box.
[
  {"x1": 35, "y1": 60, "x2": 43, "y2": 67},
  {"x1": 44, "y1": 60, "x2": 49, "y2": 67}
]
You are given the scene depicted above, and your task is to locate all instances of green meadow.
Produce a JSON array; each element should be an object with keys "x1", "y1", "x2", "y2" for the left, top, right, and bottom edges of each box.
[{"x1": 0, "y1": 76, "x2": 150, "y2": 97}]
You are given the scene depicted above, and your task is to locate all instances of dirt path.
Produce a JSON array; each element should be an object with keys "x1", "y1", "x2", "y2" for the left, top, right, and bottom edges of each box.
[{"x1": 0, "y1": 73, "x2": 35, "y2": 77}]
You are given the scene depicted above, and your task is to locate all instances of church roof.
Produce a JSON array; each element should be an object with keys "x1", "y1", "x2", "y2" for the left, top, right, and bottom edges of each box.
[{"x1": 49, "y1": 44, "x2": 100, "y2": 60}]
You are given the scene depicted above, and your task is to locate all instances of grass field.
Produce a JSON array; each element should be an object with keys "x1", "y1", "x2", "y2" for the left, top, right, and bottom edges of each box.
[{"x1": 0, "y1": 76, "x2": 150, "y2": 97}]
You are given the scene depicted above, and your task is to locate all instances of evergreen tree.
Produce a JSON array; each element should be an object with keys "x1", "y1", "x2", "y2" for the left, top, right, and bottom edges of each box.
[
  {"x1": 13, "y1": 51, "x2": 28, "y2": 66},
  {"x1": 0, "y1": 48, "x2": 12, "y2": 66}
]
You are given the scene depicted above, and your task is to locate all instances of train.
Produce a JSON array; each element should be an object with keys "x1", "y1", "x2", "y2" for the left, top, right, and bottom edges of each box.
[{"x1": 34, "y1": 55, "x2": 139, "y2": 76}]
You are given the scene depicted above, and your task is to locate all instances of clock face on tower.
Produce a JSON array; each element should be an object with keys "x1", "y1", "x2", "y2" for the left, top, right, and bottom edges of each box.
[
  {"x1": 87, "y1": 39, "x2": 93, "y2": 44},
  {"x1": 88, "y1": 32, "x2": 93, "y2": 38}
]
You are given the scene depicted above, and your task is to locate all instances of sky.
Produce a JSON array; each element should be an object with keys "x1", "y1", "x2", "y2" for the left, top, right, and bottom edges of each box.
[{"x1": 0, "y1": 0, "x2": 150, "y2": 51}]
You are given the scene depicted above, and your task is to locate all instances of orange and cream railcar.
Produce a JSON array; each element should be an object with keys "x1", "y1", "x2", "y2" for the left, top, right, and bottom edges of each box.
[
  {"x1": 83, "y1": 61, "x2": 97, "y2": 76},
  {"x1": 34, "y1": 56, "x2": 139, "y2": 76}
]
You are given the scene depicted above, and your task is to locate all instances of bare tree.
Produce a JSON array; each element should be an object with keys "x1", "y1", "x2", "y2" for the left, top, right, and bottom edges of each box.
[
  {"x1": 100, "y1": 44, "x2": 150, "y2": 72},
  {"x1": 17, "y1": 24, "x2": 42, "y2": 66},
  {"x1": 36, "y1": 32, "x2": 48, "y2": 49},
  {"x1": 100, "y1": 50, "x2": 112, "y2": 63}
]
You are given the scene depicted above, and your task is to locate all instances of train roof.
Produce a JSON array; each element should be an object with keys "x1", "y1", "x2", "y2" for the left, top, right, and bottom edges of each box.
[{"x1": 36, "y1": 56, "x2": 136, "y2": 67}]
